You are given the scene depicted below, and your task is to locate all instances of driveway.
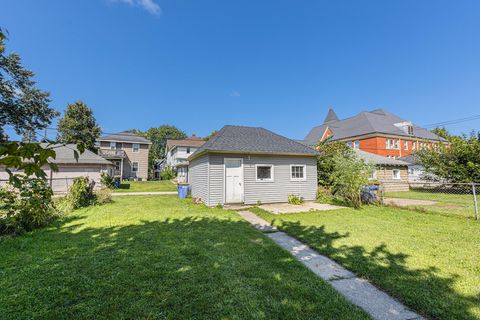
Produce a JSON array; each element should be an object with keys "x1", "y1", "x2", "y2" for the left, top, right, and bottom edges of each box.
[
  {"x1": 260, "y1": 201, "x2": 344, "y2": 214},
  {"x1": 384, "y1": 198, "x2": 437, "y2": 206}
]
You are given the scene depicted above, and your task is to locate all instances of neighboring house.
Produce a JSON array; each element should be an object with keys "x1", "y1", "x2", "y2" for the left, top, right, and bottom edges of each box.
[
  {"x1": 303, "y1": 108, "x2": 447, "y2": 158},
  {"x1": 96, "y1": 131, "x2": 151, "y2": 180},
  {"x1": 152, "y1": 159, "x2": 166, "y2": 180},
  {"x1": 165, "y1": 135, "x2": 205, "y2": 182},
  {"x1": 0, "y1": 144, "x2": 113, "y2": 193},
  {"x1": 354, "y1": 149, "x2": 409, "y2": 192},
  {"x1": 398, "y1": 154, "x2": 435, "y2": 183},
  {"x1": 188, "y1": 125, "x2": 318, "y2": 206}
]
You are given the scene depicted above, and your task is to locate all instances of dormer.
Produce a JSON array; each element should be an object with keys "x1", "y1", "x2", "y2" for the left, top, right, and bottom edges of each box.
[{"x1": 394, "y1": 121, "x2": 414, "y2": 136}]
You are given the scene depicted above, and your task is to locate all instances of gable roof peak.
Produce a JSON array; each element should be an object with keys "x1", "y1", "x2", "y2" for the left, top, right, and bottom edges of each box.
[{"x1": 323, "y1": 108, "x2": 339, "y2": 123}]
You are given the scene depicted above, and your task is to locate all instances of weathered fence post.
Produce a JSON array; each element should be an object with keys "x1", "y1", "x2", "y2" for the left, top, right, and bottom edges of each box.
[{"x1": 472, "y1": 183, "x2": 479, "y2": 221}]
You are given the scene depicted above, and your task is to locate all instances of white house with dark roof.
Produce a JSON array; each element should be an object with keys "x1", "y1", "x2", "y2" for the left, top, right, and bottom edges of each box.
[
  {"x1": 96, "y1": 131, "x2": 151, "y2": 180},
  {"x1": 187, "y1": 125, "x2": 318, "y2": 206},
  {"x1": 165, "y1": 135, "x2": 205, "y2": 182}
]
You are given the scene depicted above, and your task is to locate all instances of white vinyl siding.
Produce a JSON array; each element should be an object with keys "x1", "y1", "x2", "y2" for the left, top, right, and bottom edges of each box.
[
  {"x1": 199, "y1": 154, "x2": 317, "y2": 206},
  {"x1": 189, "y1": 155, "x2": 209, "y2": 203}
]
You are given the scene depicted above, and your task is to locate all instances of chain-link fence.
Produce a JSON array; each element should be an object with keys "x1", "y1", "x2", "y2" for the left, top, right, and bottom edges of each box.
[
  {"x1": 380, "y1": 182, "x2": 479, "y2": 220},
  {"x1": 0, "y1": 177, "x2": 105, "y2": 194}
]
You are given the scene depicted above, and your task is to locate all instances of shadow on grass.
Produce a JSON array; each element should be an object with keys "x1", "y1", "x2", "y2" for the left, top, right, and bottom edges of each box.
[
  {"x1": 271, "y1": 219, "x2": 480, "y2": 320},
  {"x1": 0, "y1": 214, "x2": 368, "y2": 320}
]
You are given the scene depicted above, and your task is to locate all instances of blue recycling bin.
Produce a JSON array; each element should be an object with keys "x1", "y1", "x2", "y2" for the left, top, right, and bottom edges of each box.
[
  {"x1": 114, "y1": 178, "x2": 121, "y2": 188},
  {"x1": 178, "y1": 183, "x2": 190, "y2": 199},
  {"x1": 361, "y1": 184, "x2": 379, "y2": 204}
]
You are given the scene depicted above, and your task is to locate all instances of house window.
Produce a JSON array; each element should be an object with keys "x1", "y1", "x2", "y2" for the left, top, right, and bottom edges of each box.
[
  {"x1": 256, "y1": 165, "x2": 274, "y2": 182},
  {"x1": 132, "y1": 162, "x2": 139, "y2": 172},
  {"x1": 353, "y1": 140, "x2": 360, "y2": 149},
  {"x1": 392, "y1": 169, "x2": 401, "y2": 180},
  {"x1": 110, "y1": 142, "x2": 116, "y2": 150},
  {"x1": 394, "y1": 139, "x2": 399, "y2": 150},
  {"x1": 187, "y1": 147, "x2": 191, "y2": 154},
  {"x1": 408, "y1": 126, "x2": 414, "y2": 135},
  {"x1": 132, "y1": 143, "x2": 140, "y2": 153},
  {"x1": 404, "y1": 141, "x2": 408, "y2": 150},
  {"x1": 385, "y1": 139, "x2": 389, "y2": 150},
  {"x1": 290, "y1": 165, "x2": 306, "y2": 180},
  {"x1": 412, "y1": 141, "x2": 416, "y2": 150}
]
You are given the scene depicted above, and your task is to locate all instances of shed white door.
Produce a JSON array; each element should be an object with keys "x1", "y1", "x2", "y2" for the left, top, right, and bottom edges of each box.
[{"x1": 225, "y1": 158, "x2": 243, "y2": 203}]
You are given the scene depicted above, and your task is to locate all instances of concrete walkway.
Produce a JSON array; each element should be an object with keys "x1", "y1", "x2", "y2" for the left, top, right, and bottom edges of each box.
[
  {"x1": 238, "y1": 210, "x2": 423, "y2": 320},
  {"x1": 111, "y1": 191, "x2": 177, "y2": 196}
]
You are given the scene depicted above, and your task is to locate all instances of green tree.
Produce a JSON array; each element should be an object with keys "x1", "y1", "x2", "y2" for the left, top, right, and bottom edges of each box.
[
  {"x1": 57, "y1": 101, "x2": 101, "y2": 151},
  {"x1": 417, "y1": 131, "x2": 480, "y2": 182},
  {"x1": 0, "y1": 28, "x2": 59, "y2": 185},
  {"x1": 204, "y1": 130, "x2": 218, "y2": 141},
  {"x1": 431, "y1": 127, "x2": 450, "y2": 139},
  {"x1": 316, "y1": 141, "x2": 353, "y2": 187},
  {"x1": 0, "y1": 29, "x2": 58, "y2": 141},
  {"x1": 316, "y1": 141, "x2": 372, "y2": 208}
]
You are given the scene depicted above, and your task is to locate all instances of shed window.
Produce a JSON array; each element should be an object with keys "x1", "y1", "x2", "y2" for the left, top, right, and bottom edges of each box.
[
  {"x1": 256, "y1": 165, "x2": 273, "y2": 181},
  {"x1": 291, "y1": 165, "x2": 306, "y2": 180},
  {"x1": 392, "y1": 169, "x2": 401, "y2": 180},
  {"x1": 132, "y1": 162, "x2": 139, "y2": 172},
  {"x1": 132, "y1": 143, "x2": 140, "y2": 152}
]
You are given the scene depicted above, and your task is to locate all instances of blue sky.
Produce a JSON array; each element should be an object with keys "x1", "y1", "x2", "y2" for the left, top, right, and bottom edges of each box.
[{"x1": 2, "y1": 0, "x2": 480, "y2": 140}]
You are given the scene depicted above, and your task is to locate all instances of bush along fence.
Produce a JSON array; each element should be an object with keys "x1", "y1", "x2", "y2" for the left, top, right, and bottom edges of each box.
[
  {"x1": 380, "y1": 182, "x2": 479, "y2": 220},
  {"x1": 0, "y1": 177, "x2": 107, "y2": 194}
]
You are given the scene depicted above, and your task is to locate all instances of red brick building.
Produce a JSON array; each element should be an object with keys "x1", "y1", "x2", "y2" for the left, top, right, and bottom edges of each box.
[{"x1": 303, "y1": 108, "x2": 446, "y2": 158}]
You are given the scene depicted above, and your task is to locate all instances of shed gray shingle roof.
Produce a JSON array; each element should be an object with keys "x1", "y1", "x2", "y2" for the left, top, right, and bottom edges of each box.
[
  {"x1": 42, "y1": 144, "x2": 112, "y2": 165},
  {"x1": 398, "y1": 153, "x2": 420, "y2": 165},
  {"x1": 354, "y1": 149, "x2": 408, "y2": 166},
  {"x1": 303, "y1": 109, "x2": 446, "y2": 146},
  {"x1": 189, "y1": 125, "x2": 317, "y2": 160},
  {"x1": 98, "y1": 131, "x2": 151, "y2": 144}
]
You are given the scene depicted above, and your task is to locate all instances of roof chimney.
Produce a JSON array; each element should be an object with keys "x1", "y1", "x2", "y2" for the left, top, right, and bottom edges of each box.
[{"x1": 323, "y1": 108, "x2": 339, "y2": 123}]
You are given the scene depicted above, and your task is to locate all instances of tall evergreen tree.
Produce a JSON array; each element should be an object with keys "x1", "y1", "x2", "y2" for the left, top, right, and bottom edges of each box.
[{"x1": 57, "y1": 101, "x2": 101, "y2": 151}]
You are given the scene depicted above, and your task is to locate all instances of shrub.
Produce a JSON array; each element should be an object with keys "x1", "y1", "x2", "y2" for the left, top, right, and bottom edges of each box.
[
  {"x1": 160, "y1": 167, "x2": 176, "y2": 180},
  {"x1": 95, "y1": 188, "x2": 112, "y2": 205},
  {"x1": 100, "y1": 172, "x2": 116, "y2": 189},
  {"x1": 288, "y1": 194, "x2": 304, "y2": 205},
  {"x1": 67, "y1": 177, "x2": 96, "y2": 209},
  {"x1": 316, "y1": 187, "x2": 336, "y2": 204},
  {"x1": 330, "y1": 153, "x2": 371, "y2": 208},
  {"x1": 0, "y1": 179, "x2": 57, "y2": 235}
]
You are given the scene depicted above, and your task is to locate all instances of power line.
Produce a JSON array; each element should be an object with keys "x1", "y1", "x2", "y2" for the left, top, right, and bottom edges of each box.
[{"x1": 423, "y1": 114, "x2": 480, "y2": 128}]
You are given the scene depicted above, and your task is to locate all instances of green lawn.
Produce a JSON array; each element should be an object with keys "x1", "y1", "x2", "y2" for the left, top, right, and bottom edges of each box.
[
  {"x1": 0, "y1": 196, "x2": 367, "y2": 320},
  {"x1": 113, "y1": 180, "x2": 178, "y2": 192},
  {"x1": 386, "y1": 190, "x2": 477, "y2": 219},
  {"x1": 252, "y1": 206, "x2": 480, "y2": 320}
]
